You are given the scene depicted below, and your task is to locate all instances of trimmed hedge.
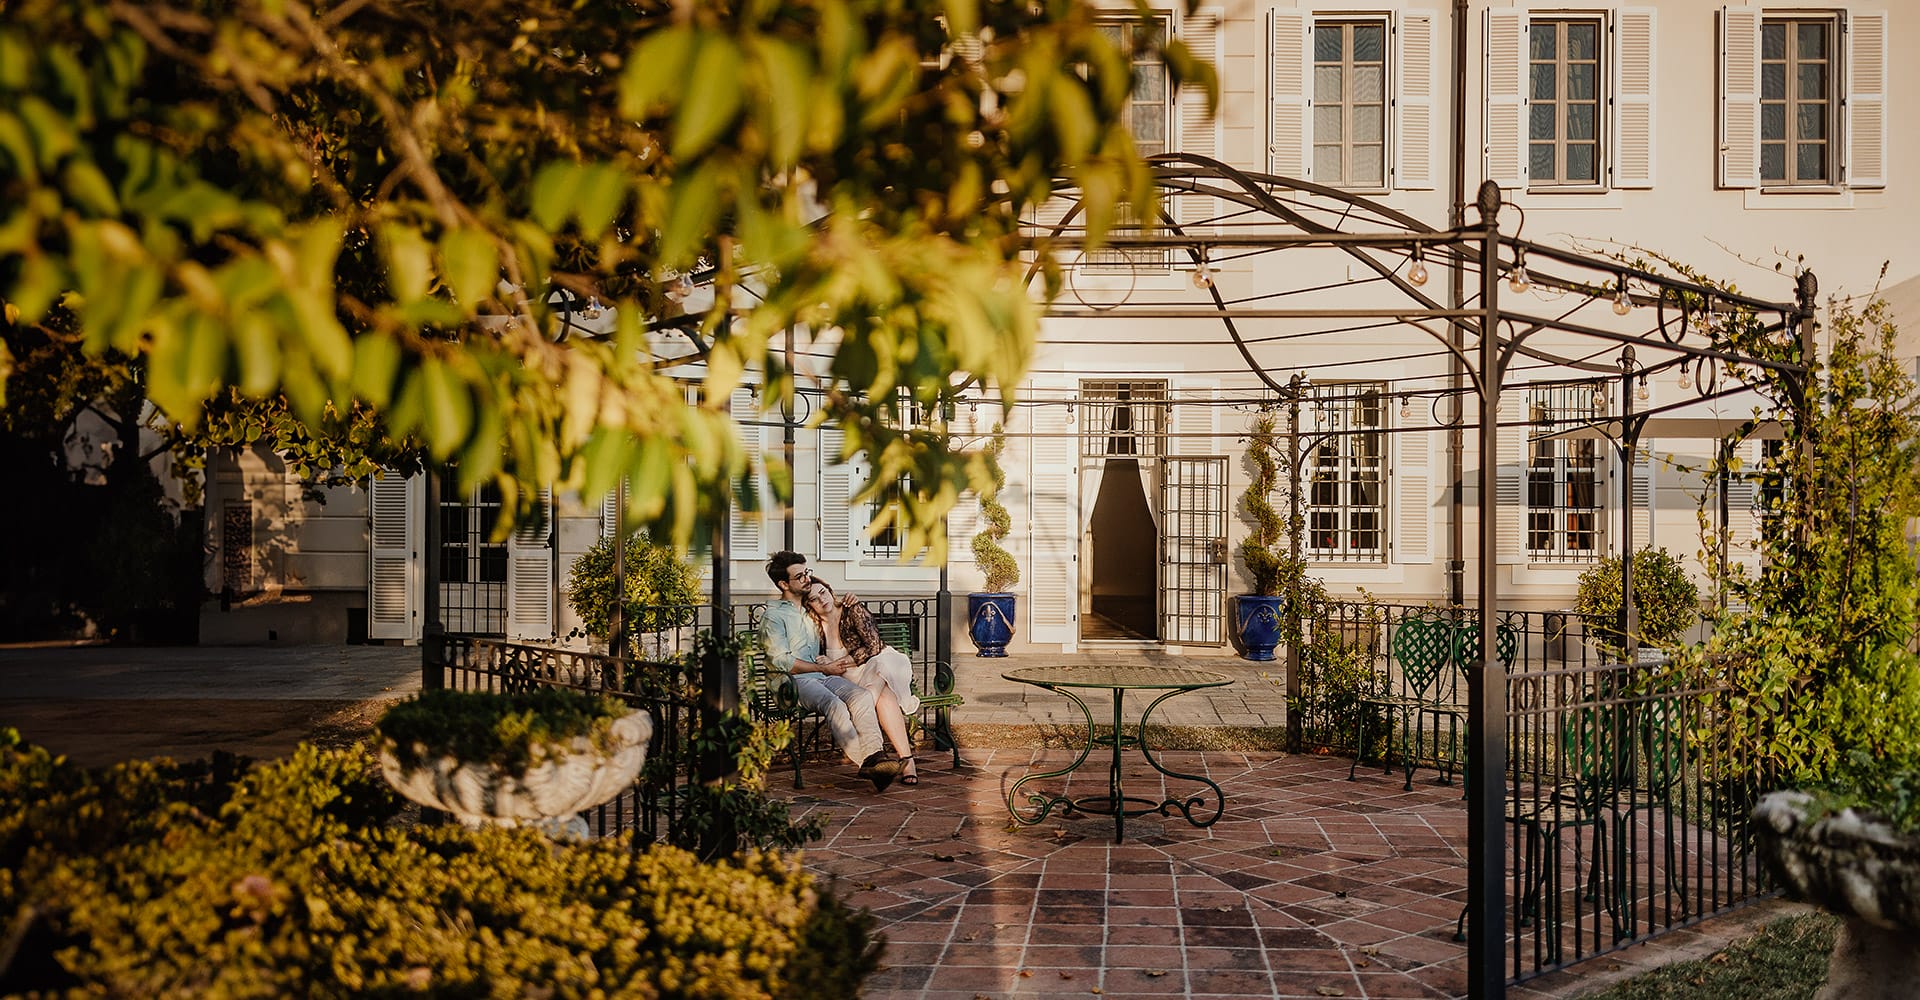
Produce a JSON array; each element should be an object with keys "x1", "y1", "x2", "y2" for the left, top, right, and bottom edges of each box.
[{"x1": 0, "y1": 730, "x2": 880, "y2": 998}]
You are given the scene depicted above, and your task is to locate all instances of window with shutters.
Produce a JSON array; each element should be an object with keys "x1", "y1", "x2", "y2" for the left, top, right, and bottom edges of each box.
[
  {"x1": 1305, "y1": 383, "x2": 1387, "y2": 562},
  {"x1": 1528, "y1": 18, "x2": 1604, "y2": 186},
  {"x1": 1760, "y1": 16, "x2": 1836, "y2": 185},
  {"x1": 1085, "y1": 16, "x2": 1174, "y2": 272},
  {"x1": 862, "y1": 390, "x2": 935, "y2": 561},
  {"x1": 1312, "y1": 20, "x2": 1390, "y2": 189},
  {"x1": 1080, "y1": 380, "x2": 1168, "y2": 459},
  {"x1": 1524, "y1": 384, "x2": 1604, "y2": 562}
]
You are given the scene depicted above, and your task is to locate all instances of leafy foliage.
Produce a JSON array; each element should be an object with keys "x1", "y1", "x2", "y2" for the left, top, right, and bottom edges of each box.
[
  {"x1": 672, "y1": 631, "x2": 825, "y2": 853},
  {"x1": 0, "y1": 731, "x2": 879, "y2": 997},
  {"x1": 969, "y1": 424, "x2": 1018, "y2": 593},
  {"x1": 1291, "y1": 603, "x2": 1384, "y2": 750},
  {"x1": 0, "y1": 0, "x2": 1212, "y2": 555},
  {"x1": 376, "y1": 687, "x2": 635, "y2": 772},
  {"x1": 1575, "y1": 546, "x2": 1701, "y2": 649},
  {"x1": 565, "y1": 530, "x2": 702, "y2": 638}
]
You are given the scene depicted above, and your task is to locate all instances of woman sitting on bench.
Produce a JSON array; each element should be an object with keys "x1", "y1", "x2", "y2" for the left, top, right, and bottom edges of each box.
[{"x1": 804, "y1": 579, "x2": 921, "y2": 786}]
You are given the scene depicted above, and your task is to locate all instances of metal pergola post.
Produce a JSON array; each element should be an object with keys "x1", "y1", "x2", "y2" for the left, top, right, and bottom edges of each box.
[{"x1": 1467, "y1": 179, "x2": 1508, "y2": 999}]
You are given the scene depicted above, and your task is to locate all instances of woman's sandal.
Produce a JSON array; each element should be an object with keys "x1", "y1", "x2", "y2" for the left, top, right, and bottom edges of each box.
[{"x1": 898, "y1": 757, "x2": 918, "y2": 787}]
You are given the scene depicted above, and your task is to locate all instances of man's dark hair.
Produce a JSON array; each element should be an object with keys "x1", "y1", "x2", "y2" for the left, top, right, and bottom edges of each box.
[{"x1": 766, "y1": 550, "x2": 807, "y2": 587}]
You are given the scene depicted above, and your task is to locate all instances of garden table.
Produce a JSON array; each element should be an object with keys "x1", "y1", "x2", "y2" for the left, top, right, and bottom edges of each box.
[{"x1": 1001, "y1": 664, "x2": 1233, "y2": 843}]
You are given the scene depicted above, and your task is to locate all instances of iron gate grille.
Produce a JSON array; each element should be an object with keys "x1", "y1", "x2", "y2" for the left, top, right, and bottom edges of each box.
[
  {"x1": 1159, "y1": 457, "x2": 1226, "y2": 644},
  {"x1": 439, "y1": 483, "x2": 507, "y2": 635}
]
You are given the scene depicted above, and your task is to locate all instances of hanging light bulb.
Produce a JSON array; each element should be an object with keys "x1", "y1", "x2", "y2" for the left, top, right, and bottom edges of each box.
[
  {"x1": 1612, "y1": 278, "x2": 1633, "y2": 316},
  {"x1": 1509, "y1": 248, "x2": 1531, "y2": 294},
  {"x1": 1678, "y1": 362, "x2": 1693, "y2": 389},
  {"x1": 1636, "y1": 375, "x2": 1650, "y2": 402},
  {"x1": 1065, "y1": 403, "x2": 1075, "y2": 426},
  {"x1": 1191, "y1": 246, "x2": 1215, "y2": 288},
  {"x1": 665, "y1": 272, "x2": 695, "y2": 303},
  {"x1": 1407, "y1": 248, "x2": 1429, "y2": 286},
  {"x1": 1399, "y1": 395, "x2": 1412, "y2": 419},
  {"x1": 580, "y1": 296, "x2": 603, "y2": 320},
  {"x1": 1591, "y1": 385, "x2": 1608, "y2": 409}
]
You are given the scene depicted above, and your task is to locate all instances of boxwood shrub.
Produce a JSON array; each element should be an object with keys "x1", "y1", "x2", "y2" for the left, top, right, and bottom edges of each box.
[{"x1": 0, "y1": 730, "x2": 880, "y2": 998}]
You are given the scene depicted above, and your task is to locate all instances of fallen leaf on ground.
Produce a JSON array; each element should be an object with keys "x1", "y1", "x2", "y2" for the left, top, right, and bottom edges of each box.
[
  {"x1": 1315, "y1": 987, "x2": 1345, "y2": 997},
  {"x1": 1144, "y1": 970, "x2": 1168, "y2": 978}
]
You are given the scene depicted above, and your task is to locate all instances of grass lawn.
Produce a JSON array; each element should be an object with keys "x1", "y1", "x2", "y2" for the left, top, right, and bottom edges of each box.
[{"x1": 1583, "y1": 913, "x2": 1838, "y2": 999}]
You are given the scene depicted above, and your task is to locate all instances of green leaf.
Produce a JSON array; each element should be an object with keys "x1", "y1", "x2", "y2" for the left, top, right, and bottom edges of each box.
[
  {"x1": 351, "y1": 334, "x2": 403, "y2": 408},
  {"x1": 438, "y1": 227, "x2": 498, "y2": 310},
  {"x1": 10, "y1": 254, "x2": 66, "y2": 322},
  {"x1": 0, "y1": 112, "x2": 39, "y2": 181},
  {"x1": 620, "y1": 24, "x2": 695, "y2": 119},
  {"x1": 378, "y1": 224, "x2": 433, "y2": 304},
  {"x1": 233, "y1": 313, "x2": 281, "y2": 395},
  {"x1": 419, "y1": 358, "x2": 473, "y2": 456},
  {"x1": 673, "y1": 34, "x2": 744, "y2": 159},
  {"x1": 529, "y1": 162, "x2": 579, "y2": 234},
  {"x1": 571, "y1": 165, "x2": 627, "y2": 238},
  {"x1": 660, "y1": 167, "x2": 718, "y2": 269},
  {"x1": 747, "y1": 37, "x2": 812, "y2": 167}
]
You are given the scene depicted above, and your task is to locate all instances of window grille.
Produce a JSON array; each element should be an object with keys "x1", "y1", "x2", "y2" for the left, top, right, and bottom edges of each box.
[
  {"x1": 1080, "y1": 380, "x2": 1168, "y2": 459},
  {"x1": 863, "y1": 390, "x2": 931, "y2": 560},
  {"x1": 439, "y1": 482, "x2": 508, "y2": 634},
  {"x1": 1528, "y1": 18, "x2": 1603, "y2": 185},
  {"x1": 1305, "y1": 383, "x2": 1386, "y2": 562},
  {"x1": 1760, "y1": 17, "x2": 1835, "y2": 185},
  {"x1": 1525, "y1": 383, "x2": 1604, "y2": 562}
]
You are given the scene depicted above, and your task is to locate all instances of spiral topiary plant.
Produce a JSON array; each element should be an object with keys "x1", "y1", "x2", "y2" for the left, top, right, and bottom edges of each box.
[{"x1": 971, "y1": 425, "x2": 1019, "y2": 593}]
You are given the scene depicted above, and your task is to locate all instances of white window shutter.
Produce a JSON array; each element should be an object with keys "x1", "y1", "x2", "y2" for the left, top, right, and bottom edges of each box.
[
  {"x1": 1177, "y1": 7, "x2": 1225, "y2": 228},
  {"x1": 1612, "y1": 8, "x2": 1658, "y2": 189},
  {"x1": 1496, "y1": 389, "x2": 1527, "y2": 565},
  {"x1": 729, "y1": 387, "x2": 767, "y2": 560},
  {"x1": 1629, "y1": 449, "x2": 1655, "y2": 551},
  {"x1": 1176, "y1": 385, "x2": 1217, "y2": 456},
  {"x1": 1719, "y1": 6, "x2": 1763, "y2": 189},
  {"x1": 1725, "y1": 441, "x2": 1762, "y2": 573},
  {"x1": 368, "y1": 472, "x2": 421, "y2": 640},
  {"x1": 506, "y1": 487, "x2": 555, "y2": 641},
  {"x1": 817, "y1": 422, "x2": 864, "y2": 560},
  {"x1": 1484, "y1": 9, "x2": 1528, "y2": 190},
  {"x1": 1393, "y1": 399, "x2": 1433, "y2": 564},
  {"x1": 1270, "y1": 9, "x2": 1311, "y2": 178},
  {"x1": 601, "y1": 489, "x2": 619, "y2": 539},
  {"x1": 1028, "y1": 397, "x2": 1078, "y2": 645},
  {"x1": 1394, "y1": 10, "x2": 1438, "y2": 190},
  {"x1": 1845, "y1": 11, "x2": 1888, "y2": 189}
]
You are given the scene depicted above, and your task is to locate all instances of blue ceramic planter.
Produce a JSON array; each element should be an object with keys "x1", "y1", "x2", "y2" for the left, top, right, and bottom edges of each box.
[
  {"x1": 968, "y1": 593, "x2": 1017, "y2": 657},
  {"x1": 1234, "y1": 594, "x2": 1286, "y2": 661}
]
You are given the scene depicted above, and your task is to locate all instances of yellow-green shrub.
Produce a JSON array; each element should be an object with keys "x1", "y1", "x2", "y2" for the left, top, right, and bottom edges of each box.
[{"x1": 0, "y1": 732, "x2": 879, "y2": 998}]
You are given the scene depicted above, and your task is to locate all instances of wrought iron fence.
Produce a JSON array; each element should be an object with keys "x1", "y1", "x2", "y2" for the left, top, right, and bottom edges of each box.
[
  {"x1": 426, "y1": 597, "x2": 939, "y2": 845},
  {"x1": 1304, "y1": 598, "x2": 1771, "y2": 984}
]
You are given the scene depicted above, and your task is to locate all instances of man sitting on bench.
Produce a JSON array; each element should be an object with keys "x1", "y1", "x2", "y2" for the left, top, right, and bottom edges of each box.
[{"x1": 759, "y1": 551, "x2": 902, "y2": 791}]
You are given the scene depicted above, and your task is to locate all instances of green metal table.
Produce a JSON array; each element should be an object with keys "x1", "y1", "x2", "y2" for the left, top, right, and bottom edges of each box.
[{"x1": 1002, "y1": 664, "x2": 1234, "y2": 843}]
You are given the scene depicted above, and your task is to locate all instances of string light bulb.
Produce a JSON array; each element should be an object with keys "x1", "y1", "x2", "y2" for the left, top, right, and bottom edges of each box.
[
  {"x1": 1191, "y1": 247, "x2": 1215, "y2": 288},
  {"x1": 1407, "y1": 248, "x2": 1428, "y2": 286},
  {"x1": 1508, "y1": 249, "x2": 1531, "y2": 294},
  {"x1": 580, "y1": 296, "x2": 603, "y2": 320},
  {"x1": 1636, "y1": 375, "x2": 1650, "y2": 402},
  {"x1": 665, "y1": 273, "x2": 695, "y2": 303},
  {"x1": 1678, "y1": 362, "x2": 1693, "y2": 389},
  {"x1": 1399, "y1": 395, "x2": 1412, "y2": 419},
  {"x1": 1591, "y1": 385, "x2": 1608, "y2": 409},
  {"x1": 1612, "y1": 277, "x2": 1633, "y2": 316}
]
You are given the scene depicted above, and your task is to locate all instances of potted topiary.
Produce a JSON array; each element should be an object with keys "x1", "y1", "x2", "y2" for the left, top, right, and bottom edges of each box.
[
  {"x1": 567, "y1": 529, "x2": 702, "y2": 657},
  {"x1": 376, "y1": 687, "x2": 654, "y2": 840},
  {"x1": 1235, "y1": 412, "x2": 1319, "y2": 660},
  {"x1": 1574, "y1": 546, "x2": 1700, "y2": 659},
  {"x1": 968, "y1": 426, "x2": 1019, "y2": 656}
]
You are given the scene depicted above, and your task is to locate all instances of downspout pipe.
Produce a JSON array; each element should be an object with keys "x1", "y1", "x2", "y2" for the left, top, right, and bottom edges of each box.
[{"x1": 1448, "y1": 0, "x2": 1470, "y2": 607}]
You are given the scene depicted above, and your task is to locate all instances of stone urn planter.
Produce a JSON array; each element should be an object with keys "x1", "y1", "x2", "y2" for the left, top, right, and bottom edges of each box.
[
  {"x1": 1753, "y1": 791, "x2": 1920, "y2": 1000},
  {"x1": 379, "y1": 698, "x2": 654, "y2": 841}
]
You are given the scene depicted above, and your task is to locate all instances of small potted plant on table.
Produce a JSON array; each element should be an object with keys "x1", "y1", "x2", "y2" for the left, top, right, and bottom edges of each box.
[{"x1": 377, "y1": 687, "x2": 653, "y2": 840}]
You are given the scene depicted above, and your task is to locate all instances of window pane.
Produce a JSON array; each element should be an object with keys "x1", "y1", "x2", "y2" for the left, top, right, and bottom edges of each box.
[
  {"x1": 1530, "y1": 24, "x2": 1555, "y2": 60},
  {"x1": 1566, "y1": 144, "x2": 1596, "y2": 182},
  {"x1": 1567, "y1": 103, "x2": 1596, "y2": 140},
  {"x1": 1762, "y1": 23, "x2": 1786, "y2": 59},
  {"x1": 1531, "y1": 63, "x2": 1556, "y2": 100},
  {"x1": 1353, "y1": 145, "x2": 1383, "y2": 185},
  {"x1": 1797, "y1": 64, "x2": 1826, "y2": 100},
  {"x1": 1354, "y1": 25, "x2": 1384, "y2": 61},
  {"x1": 1315, "y1": 104, "x2": 1343, "y2": 140},
  {"x1": 1315, "y1": 25, "x2": 1343, "y2": 62},
  {"x1": 1353, "y1": 66, "x2": 1383, "y2": 102},
  {"x1": 1314, "y1": 144, "x2": 1343, "y2": 180},
  {"x1": 1353, "y1": 105, "x2": 1382, "y2": 141},
  {"x1": 1797, "y1": 142, "x2": 1827, "y2": 181},
  {"x1": 1568, "y1": 64, "x2": 1596, "y2": 100},
  {"x1": 1530, "y1": 103, "x2": 1556, "y2": 139},
  {"x1": 1315, "y1": 66, "x2": 1343, "y2": 101},
  {"x1": 1098, "y1": 23, "x2": 1123, "y2": 46},
  {"x1": 1530, "y1": 144, "x2": 1556, "y2": 179},
  {"x1": 1762, "y1": 103, "x2": 1787, "y2": 140},
  {"x1": 1131, "y1": 105, "x2": 1164, "y2": 142},
  {"x1": 1797, "y1": 103, "x2": 1826, "y2": 140},
  {"x1": 1567, "y1": 23, "x2": 1598, "y2": 60},
  {"x1": 1133, "y1": 65, "x2": 1166, "y2": 102},
  {"x1": 1761, "y1": 143, "x2": 1786, "y2": 180},
  {"x1": 1761, "y1": 63, "x2": 1786, "y2": 100},
  {"x1": 1797, "y1": 23, "x2": 1827, "y2": 59}
]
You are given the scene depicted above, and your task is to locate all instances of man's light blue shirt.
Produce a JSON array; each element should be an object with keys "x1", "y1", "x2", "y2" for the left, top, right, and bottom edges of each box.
[{"x1": 760, "y1": 598, "x2": 819, "y2": 674}]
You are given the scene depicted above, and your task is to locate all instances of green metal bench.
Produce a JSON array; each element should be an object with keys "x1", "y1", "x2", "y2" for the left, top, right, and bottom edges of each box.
[{"x1": 739, "y1": 616, "x2": 963, "y2": 788}]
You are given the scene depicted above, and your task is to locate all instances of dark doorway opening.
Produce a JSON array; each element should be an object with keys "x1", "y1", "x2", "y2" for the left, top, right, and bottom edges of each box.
[{"x1": 1085, "y1": 458, "x2": 1157, "y2": 640}]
